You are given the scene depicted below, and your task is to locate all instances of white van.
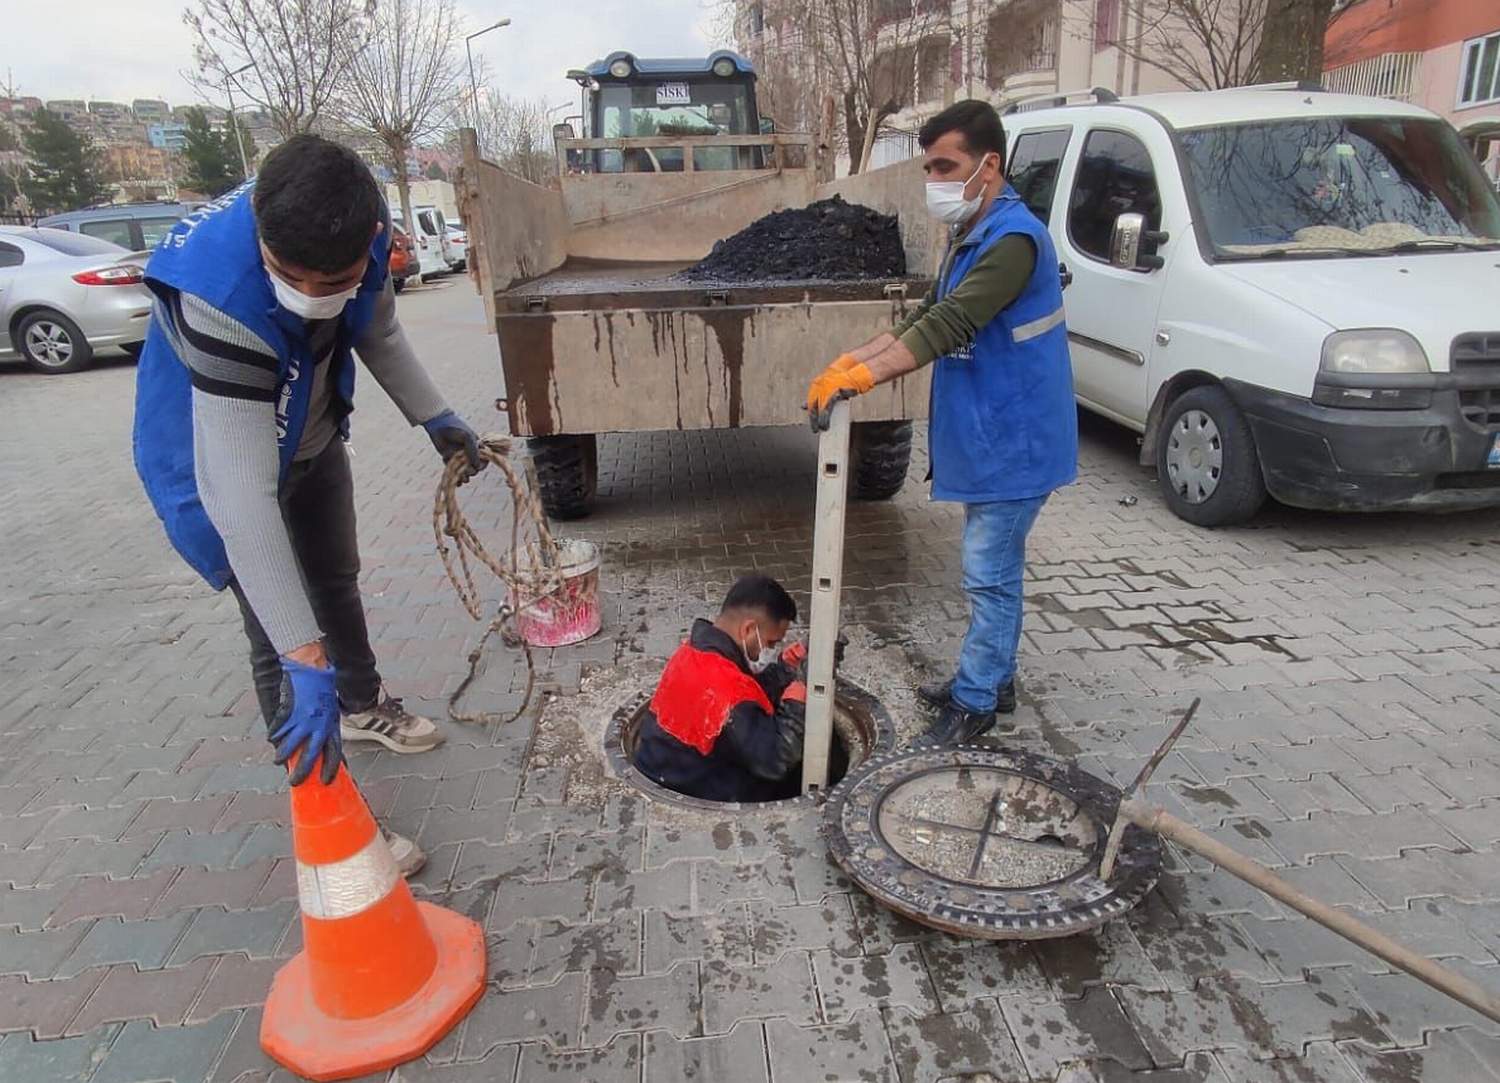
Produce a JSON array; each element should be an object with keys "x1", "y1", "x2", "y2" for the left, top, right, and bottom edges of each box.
[
  {"x1": 392, "y1": 204, "x2": 453, "y2": 281},
  {"x1": 1003, "y1": 87, "x2": 1500, "y2": 525}
]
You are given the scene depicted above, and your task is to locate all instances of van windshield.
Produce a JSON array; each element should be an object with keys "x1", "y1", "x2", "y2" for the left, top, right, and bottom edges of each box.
[{"x1": 1178, "y1": 116, "x2": 1500, "y2": 260}]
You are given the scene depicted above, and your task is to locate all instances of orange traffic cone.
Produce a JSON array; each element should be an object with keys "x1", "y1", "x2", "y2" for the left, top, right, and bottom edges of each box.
[{"x1": 260, "y1": 760, "x2": 485, "y2": 1081}]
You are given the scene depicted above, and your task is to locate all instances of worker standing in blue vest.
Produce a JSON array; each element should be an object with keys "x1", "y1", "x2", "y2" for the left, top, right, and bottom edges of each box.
[
  {"x1": 806, "y1": 100, "x2": 1077, "y2": 746},
  {"x1": 133, "y1": 135, "x2": 483, "y2": 875}
]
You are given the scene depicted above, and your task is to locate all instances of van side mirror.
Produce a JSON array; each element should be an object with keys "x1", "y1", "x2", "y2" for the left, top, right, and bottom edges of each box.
[
  {"x1": 1110, "y1": 212, "x2": 1145, "y2": 269},
  {"x1": 1111, "y1": 212, "x2": 1168, "y2": 271},
  {"x1": 552, "y1": 122, "x2": 576, "y2": 144}
]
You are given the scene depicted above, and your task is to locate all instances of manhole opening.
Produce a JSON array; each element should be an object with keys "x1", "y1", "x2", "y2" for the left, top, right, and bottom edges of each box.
[{"x1": 604, "y1": 681, "x2": 897, "y2": 812}]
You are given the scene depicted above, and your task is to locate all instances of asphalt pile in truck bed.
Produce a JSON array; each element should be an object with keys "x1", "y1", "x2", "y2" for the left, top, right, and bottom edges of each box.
[{"x1": 681, "y1": 195, "x2": 905, "y2": 281}]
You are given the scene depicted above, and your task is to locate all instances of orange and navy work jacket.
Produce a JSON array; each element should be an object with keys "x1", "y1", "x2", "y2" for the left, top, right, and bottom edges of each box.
[{"x1": 634, "y1": 619, "x2": 801, "y2": 803}]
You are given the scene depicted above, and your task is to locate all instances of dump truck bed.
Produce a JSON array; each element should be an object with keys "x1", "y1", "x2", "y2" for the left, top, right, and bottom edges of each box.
[{"x1": 494, "y1": 261, "x2": 933, "y2": 436}]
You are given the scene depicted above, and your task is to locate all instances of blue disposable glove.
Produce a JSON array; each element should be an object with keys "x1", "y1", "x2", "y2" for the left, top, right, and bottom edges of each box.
[
  {"x1": 269, "y1": 657, "x2": 343, "y2": 786},
  {"x1": 422, "y1": 410, "x2": 482, "y2": 475}
]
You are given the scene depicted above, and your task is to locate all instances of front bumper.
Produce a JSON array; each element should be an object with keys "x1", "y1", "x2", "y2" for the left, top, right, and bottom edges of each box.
[{"x1": 1224, "y1": 377, "x2": 1500, "y2": 512}]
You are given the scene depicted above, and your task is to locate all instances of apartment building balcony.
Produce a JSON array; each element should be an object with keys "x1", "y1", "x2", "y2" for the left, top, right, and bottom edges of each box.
[{"x1": 1323, "y1": 50, "x2": 1421, "y2": 101}]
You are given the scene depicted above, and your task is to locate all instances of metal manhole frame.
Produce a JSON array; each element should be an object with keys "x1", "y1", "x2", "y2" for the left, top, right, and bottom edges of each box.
[
  {"x1": 823, "y1": 744, "x2": 1163, "y2": 940},
  {"x1": 603, "y1": 677, "x2": 897, "y2": 814}
]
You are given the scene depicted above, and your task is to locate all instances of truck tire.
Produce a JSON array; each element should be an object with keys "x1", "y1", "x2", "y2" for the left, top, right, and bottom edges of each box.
[
  {"x1": 1155, "y1": 384, "x2": 1266, "y2": 527},
  {"x1": 529, "y1": 434, "x2": 598, "y2": 520},
  {"x1": 849, "y1": 420, "x2": 913, "y2": 501}
]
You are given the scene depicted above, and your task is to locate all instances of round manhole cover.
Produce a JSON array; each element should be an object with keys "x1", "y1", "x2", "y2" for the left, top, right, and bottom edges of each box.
[{"x1": 824, "y1": 745, "x2": 1163, "y2": 940}]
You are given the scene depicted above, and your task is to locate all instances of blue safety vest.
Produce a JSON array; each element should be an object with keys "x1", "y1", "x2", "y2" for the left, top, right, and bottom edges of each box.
[
  {"x1": 927, "y1": 187, "x2": 1077, "y2": 503},
  {"x1": 131, "y1": 182, "x2": 389, "y2": 588}
]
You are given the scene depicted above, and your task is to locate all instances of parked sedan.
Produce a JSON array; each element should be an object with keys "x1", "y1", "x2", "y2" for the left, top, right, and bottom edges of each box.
[
  {"x1": 444, "y1": 222, "x2": 467, "y2": 271},
  {"x1": 0, "y1": 226, "x2": 151, "y2": 374}
]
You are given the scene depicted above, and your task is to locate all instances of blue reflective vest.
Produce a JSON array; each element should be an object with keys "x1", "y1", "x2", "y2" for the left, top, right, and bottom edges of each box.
[
  {"x1": 927, "y1": 187, "x2": 1077, "y2": 503},
  {"x1": 131, "y1": 183, "x2": 390, "y2": 589}
]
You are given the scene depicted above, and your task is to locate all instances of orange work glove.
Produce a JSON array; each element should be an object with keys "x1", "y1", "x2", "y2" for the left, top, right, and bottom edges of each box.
[
  {"x1": 828, "y1": 352, "x2": 860, "y2": 373},
  {"x1": 781, "y1": 680, "x2": 807, "y2": 704},
  {"x1": 780, "y1": 641, "x2": 808, "y2": 669},
  {"x1": 806, "y1": 360, "x2": 875, "y2": 431}
]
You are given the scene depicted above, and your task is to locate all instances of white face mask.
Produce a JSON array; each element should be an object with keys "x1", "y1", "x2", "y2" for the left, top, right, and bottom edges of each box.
[
  {"x1": 744, "y1": 624, "x2": 777, "y2": 675},
  {"x1": 925, "y1": 154, "x2": 993, "y2": 225},
  {"x1": 267, "y1": 270, "x2": 360, "y2": 321}
]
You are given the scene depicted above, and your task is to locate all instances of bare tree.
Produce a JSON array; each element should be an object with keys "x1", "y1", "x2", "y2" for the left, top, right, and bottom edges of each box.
[
  {"x1": 1058, "y1": 0, "x2": 1342, "y2": 92},
  {"x1": 184, "y1": 0, "x2": 372, "y2": 139},
  {"x1": 473, "y1": 92, "x2": 554, "y2": 186},
  {"x1": 336, "y1": 0, "x2": 467, "y2": 239},
  {"x1": 0, "y1": 70, "x2": 30, "y2": 214}
]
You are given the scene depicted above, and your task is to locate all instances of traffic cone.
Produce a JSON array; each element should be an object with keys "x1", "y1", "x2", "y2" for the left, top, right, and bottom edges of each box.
[{"x1": 260, "y1": 759, "x2": 485, "y2": 1081}]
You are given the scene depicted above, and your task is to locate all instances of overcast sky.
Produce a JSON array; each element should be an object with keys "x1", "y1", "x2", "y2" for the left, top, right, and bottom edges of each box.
[{"x1": 5, "y1": 0, "x2": 726, "y2": 122}]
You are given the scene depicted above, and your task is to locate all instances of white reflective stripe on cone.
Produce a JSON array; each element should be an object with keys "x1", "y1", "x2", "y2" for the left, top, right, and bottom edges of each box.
[
  {"x1": 1013, "y1": 306, "x2": 1065, "y2": 343},
  {"x1": 295, "y1": 833, "x2": 401, "y2": 920}
]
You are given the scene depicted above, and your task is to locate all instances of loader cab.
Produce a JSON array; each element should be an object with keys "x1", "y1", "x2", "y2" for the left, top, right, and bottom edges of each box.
[{"x1": 570, "y1": 50, "x2": 764, "y2": 173}]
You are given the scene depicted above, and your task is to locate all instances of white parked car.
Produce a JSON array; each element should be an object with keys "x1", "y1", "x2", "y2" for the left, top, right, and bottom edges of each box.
[
  {"x1": 0, "y1": 226, "x2": 152, "y2": 374},
  {"x1": 1004, "y1": 86, "x2": 1500, "y2": 524},
  {"x1": 444, "y1": 221, "x2": 467, "y2": 271},
  {"x1": 392, "y1": 204, "x2": 452, "y2": 280}
]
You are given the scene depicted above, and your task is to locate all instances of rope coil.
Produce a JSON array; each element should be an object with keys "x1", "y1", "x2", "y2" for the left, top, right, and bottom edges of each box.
[{"x1": 433, "y1": 435, "x2": 564, "y2": 725}]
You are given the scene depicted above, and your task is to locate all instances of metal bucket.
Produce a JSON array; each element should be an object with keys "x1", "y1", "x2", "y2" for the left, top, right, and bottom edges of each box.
[{"x1": 513, "y1": 539, "x2": 602, "y2": 648}]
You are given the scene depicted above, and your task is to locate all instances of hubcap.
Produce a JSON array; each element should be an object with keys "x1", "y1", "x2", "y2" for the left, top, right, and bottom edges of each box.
[
  {"x1": 1165, "y1": 409, "x2": 1223, "y2": 504},
  {"x1": 25, "y1": 321, "x2": 74, "y2": 367}
]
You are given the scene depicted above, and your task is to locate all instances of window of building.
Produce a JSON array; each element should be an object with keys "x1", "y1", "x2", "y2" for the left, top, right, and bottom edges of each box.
[
  {"x1": 1460, "y1": 31, "x2": 1500, "y2": 107},
  {"x1": 1008, "y1": 128, "x2": 1072, "y2": 224},
  {"x1": 1094, "y1": 0, "x2": 1119, "y2": 51},
  {"x1": 750, "y1": 3, "x2": 764, "y2": 35},
  {"x1": 916, "y1": 36, "x2": 951, "y2": 104},
  {"x1": 1067, "y1": 129, "x2": 1163, "y2": 265}
]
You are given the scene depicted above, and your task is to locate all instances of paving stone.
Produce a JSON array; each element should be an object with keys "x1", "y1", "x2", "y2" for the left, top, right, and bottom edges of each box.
[
  {"x1": 531, "y1": 912, "x2": 642, "y2": 984},
  {"x1": 187, "y1": 953, "x2": 282, "y2": 1023},
  {"x1": 0, "y1": 1023, "x2": 121, "y2": 1083},
  {"x1": 1241, "y1": 899, "x2": 1497, "y2": 979},
  {"x1": 225, "y1": 824, "x2": 291, "y2": 868},
  {"x1": 594, "y1": 860, "x2": 692, "y2": 916},
  {"x1": 0, "y1": 923, "x2": 91, "y2": 979},
  {"x1": 1002, "y1": 986, "x2": 1152, "y2": 1078},
  {"x1": 646, "y1": 823, "x2": 746, "y2": 868},
  {"x1": 584, "y1": 962, "x2": 701, "y2": 1045},
  {"x1": 1338, "y1": 1029, "x2": 1500, "y2": 1083},
  {"x1": 91, "y1": 1013, "x2": 238, "y2": 1083},
  {"x1": 1427, "y1": 802, "x2": 1500, "y2": 850},
  {"x1": 764, "y1": 1008, "x2": 895, "y2": 1082},
  {"x1": 67, "y1": 956, "x2": 217, "y2": 1033},
  {"x1": 458, "y1": 972, "x2": 585, "y2": 1058},
  {"x1": 0, "y1": 881, "x2": 72, "y2": 932},
  {"x1": 1117, "y1": 973, "x2": 1390, "y2": 1065},
  {"x1": 168, "y1": 902, "x2": 296, "y2": 965},
  {"x1": 849, "y1": 893, "x2": 946, "y2": 956},
  {"x1": 47, "y1": 869, "x2": 178, "y2": 928},
  {"x1": 1261, "y1": 808, "x2": 1465, "y2": 865},
  {"x1": 485, "y1": 878, "x2": 591, "y2": 930},
  {"x1": 486, "y1": 927, "x2": 536, "y2": 990},
  {"x1": 52, "y1": 909, "x2": 198, "y2": 979},
  {"x1": 214, "y1": 792, "x2": 290, "y2": 831},
  {"x1": 703, "y1": 952, "x2": 819, "y2": 1033},
  {"x1": 38, "y1": 836, "x2": 159, "y2": 885},
  {"x1": 150, "y1": 861, "x2": 275, "y2": 917},
  {"x1": 1339, "y1": 848, "x2": 1500, "y2": 907},
  {"x1": 643, "y1": 1019, "x2": 767, "y2": 1082},
  {"x1": 1210, "y1": 1042, "x2": 1364, "y2": 1083},
  {"x1": 694, "y1": 858, "x2": 800, "y2": 911},
  {"x1": 515, "y1": 1033, "x2": 641, "y2": 1082},
  {"x1": 918, "y1": 939, "x2": 1053, "y2": 1011},
  {"x1": 122, "y1": 796, "x2": 236, "y2": 840},
  {"x1": 390, "y1": 1045, "x2": 521, "y2": 1082},
  {"x1": 416, "y1": 808, "x2": 515, "y2": 850},
  {"x1": 143, "y1": 827, "x2": 255, "y2": 873},
  {"x1": 1341, "y1": 960, "x2": 1500, "y2": 1044},
  {"x1": 812, "y1": 943, "x2": 940, "y2": 1022},
  {"x1": 0, "y1": 968, "x2": 106, "y2": 1038},
  {"x1": 31, "y1": 804, "x2": 143, "y2": 846},
  {"x1": 199, "y1": 764, "x2": 288, "y2": 797},
  {"x1": 646, "y1": 905, "x2": 751, "y2": 972},
  {"x1": 883, "y1": 1000, "x2": 1029, "y2": 1083},
  {"x1": 1453, "y1": 1028, "x2": 1500, "y2": 1080},
  {"x1": 450, "y1": 836, "x2": 550, "y2": 889},
  {"x1": 747, "y1": 896, "x2": 862, "y2": 965}
]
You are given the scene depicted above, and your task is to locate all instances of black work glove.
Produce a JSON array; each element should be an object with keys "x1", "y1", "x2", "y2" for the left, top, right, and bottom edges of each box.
[{"x1": 422, "y1": 410, "x2": 483, "y2": 476}]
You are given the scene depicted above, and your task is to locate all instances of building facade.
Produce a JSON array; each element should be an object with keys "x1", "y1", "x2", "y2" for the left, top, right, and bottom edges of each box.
[{"x1": 1324, "y1": 0, "x2": 1500, "y2": 183}]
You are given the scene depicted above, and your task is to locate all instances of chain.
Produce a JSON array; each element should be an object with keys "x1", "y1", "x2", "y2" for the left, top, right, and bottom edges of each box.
[{"x1": 433, "y1": 435, "x2": 564, "y2": 725}]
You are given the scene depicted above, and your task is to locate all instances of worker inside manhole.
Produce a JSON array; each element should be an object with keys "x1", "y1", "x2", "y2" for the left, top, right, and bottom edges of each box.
[{"x1": 632, "y1": 573, "x2": 848, "y2": 802}]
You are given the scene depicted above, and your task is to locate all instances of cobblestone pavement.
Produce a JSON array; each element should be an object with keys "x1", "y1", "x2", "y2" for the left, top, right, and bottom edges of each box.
[{"x1": 4, "y1": 275, "x2": 1500, "y2": 1083}]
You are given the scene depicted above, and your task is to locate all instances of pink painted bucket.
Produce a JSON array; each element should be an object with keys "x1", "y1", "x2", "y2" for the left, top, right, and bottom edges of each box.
[{"x1": 513, "y1": 540, "x2": 602, "y2": 648}]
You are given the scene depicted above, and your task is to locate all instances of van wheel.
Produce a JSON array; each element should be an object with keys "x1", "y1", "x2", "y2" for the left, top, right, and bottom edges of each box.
[
  {"x1": 1156, "y1": 385, "x2": 1266, "y2": 526},
  {"x1": 849, "y1": 420, "x2": 912, "y2": 500},
  {"x1": 529, "y1": 434, "x2": 599, "y2": 520}
]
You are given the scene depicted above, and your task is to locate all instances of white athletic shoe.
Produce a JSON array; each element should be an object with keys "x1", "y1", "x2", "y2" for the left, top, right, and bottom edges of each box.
[
  {"x1": 341, "y1": 689, "x2": 445, "y2": 754},
  {"x1": 383, "y1": 830, "x2": 427, "y2": 878}
]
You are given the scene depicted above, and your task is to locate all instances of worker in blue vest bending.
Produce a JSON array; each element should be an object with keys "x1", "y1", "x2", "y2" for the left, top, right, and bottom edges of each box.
[
  {"x1": 133, "y1": 135, "x2": 482, "y2": 876},
  {"x1": 806, "y1": 100, "x2": 1077, "y2": 746}
]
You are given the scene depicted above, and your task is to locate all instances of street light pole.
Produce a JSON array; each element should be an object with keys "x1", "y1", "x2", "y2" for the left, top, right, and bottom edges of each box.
[
  {"x1": 465, "y1": 19, "x2": 512, "y2": 132},
  {"x1": 224, "y1": 62, "x2": 253, "y2": 179}
]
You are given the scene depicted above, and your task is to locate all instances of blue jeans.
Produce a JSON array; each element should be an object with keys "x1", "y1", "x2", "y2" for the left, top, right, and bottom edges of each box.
[{"x1": 950, "y1": 495, "x2": 1048, "y2": 713}]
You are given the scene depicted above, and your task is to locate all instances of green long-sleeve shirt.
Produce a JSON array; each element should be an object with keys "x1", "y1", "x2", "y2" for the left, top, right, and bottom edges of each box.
[{"x1": 893, "y1": 233, "x2": 1037, "y2": 366}]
